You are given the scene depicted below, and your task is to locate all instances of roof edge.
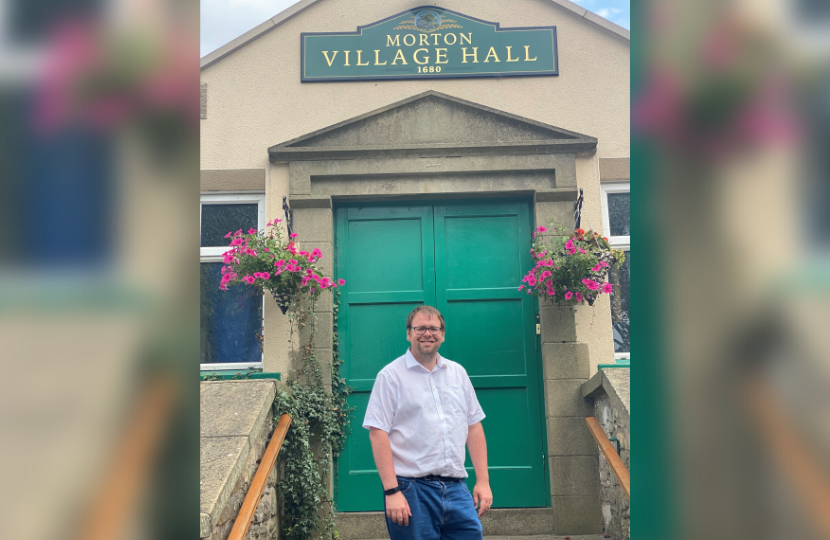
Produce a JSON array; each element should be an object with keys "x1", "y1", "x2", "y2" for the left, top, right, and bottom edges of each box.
[
  {"x1": 200, "y1": 0, "x2": 629, "y2": 72},
  {"x1": 200, "y1": 0, "x2": 319, "y2": 71}
]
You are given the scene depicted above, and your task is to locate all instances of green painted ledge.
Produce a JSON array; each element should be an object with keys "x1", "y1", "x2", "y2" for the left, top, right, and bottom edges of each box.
[
  {"x1": 598, "y1": 359, "x2": 630, "y2": 370},
  {"x1": 199, "y1": 370, "x2": 281, "y2": 381}
]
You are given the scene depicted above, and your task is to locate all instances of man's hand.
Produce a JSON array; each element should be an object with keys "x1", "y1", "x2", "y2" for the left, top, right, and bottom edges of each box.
[
  {"x1": 385, "y1": 491, "x2": 411, "y2": 526},
  {"x1": 472, "y1": 482, "x2": 493, "y2": 517}
]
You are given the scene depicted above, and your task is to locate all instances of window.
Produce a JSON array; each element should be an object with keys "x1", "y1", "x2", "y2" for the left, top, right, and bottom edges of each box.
[
  {"x1": 601, "y1": 182, "x2": 630, "y2": 360},
  {"x1": 200, "y1": 193, "x2": 265, "y2": 370}
]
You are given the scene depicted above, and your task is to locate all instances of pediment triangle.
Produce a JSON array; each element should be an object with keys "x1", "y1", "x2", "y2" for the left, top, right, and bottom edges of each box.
[{"x1": 270, "y1": 91, "x2": 595, "y2": 151}]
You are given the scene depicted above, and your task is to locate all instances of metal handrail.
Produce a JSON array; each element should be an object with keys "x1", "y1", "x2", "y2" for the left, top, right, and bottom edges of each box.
[
  {"x1": 586, "y1": 417, "x2": 630, "y2": 500},
  {"x1": 228, "y1": 414, "x2": 292, "y2": 540}
]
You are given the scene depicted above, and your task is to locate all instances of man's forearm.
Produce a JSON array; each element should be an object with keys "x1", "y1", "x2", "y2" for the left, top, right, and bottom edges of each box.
[
  {"x1": 466, "y1": 422, "x2": 489, "y2": 483},
  {"x1": 369, "y1": 427, "x2": 399, "y2": 489}
]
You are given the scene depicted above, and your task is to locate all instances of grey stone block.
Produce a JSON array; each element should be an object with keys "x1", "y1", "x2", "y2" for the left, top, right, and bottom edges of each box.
[
  {"x1": 540, "y1": 306, "x2": 577, "y2": 343},
  {"x1": 547, "y1": 417, "x2": 598, "y2": 456},
  {"x1": 543, "y1": 343, "x2": 590, "y2": 380},
  {"x1": 292, "y1": 207, "x2": 333, "y2": 242},
  {"x1": 549, "y1": 456, "x2": 600, "y2": 496},
  {"x1": 298, "y1": 311, "x2": 332, "y2": 350},
  {"x1": 552, "y1": 495, "x2": 603, "y2": 535},
  {"x1": 335, "y1": 511, "x2": 387, "y2": 539},
  {"x1": 479, "y1": 507, "x2": 554, "y2": 536},
  {"x1": 199, "y1": 436, "x2": 249, "y2": 528},
  {"x1": 199, "y1": 381, "x2": 276, "y2": 438},
  {"x1": 545, "y1": 379, "x2": 592, "y2": 418},
  {"x1": 535, "y1": 201, "x2": 576, "y2": 231}
]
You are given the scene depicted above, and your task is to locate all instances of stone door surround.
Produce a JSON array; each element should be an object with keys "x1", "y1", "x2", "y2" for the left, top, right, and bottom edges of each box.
[{"x1": 268, "y1": 90, "x2": 603, "y2": 534}]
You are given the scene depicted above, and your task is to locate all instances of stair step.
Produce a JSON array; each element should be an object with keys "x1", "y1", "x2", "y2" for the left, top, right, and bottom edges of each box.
[
  {"x1": 357, "y1": 537, "x2": 608, "y2": 540},
  {"x1": 336, "y1": 508, "x2": 565, "y2": 539}
]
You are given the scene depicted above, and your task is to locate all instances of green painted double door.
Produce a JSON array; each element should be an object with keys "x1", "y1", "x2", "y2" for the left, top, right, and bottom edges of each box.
[{"x1": 334, "y1": 201, "x2": 548, "y2": 511}]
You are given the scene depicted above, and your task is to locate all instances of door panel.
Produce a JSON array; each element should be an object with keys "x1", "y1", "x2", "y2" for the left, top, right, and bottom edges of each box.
[
  {"x1": 335, "y1": 206, "x2": 436, "y2": 512},
  {"x1": 434, "y1": 202, "x2": 547, "y2": 508},
  {"x1": 335, "y1": 201, "x2": 547, "y2": 511}
]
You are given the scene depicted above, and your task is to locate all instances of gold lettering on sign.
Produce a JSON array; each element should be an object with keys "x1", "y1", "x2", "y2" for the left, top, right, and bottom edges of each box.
[
  {"x1": 444, "y1": 33, "x2": 457, "y2": 45},
  {"x1": 460, "y1": 33, "x2": 472, "y2": 45},
  {"x1": 403, "y1": 34, "x2": 416, "y2": 46},
  {"x1": 461, "y1": 47, "x2": 478, "y2": 63},
  {"x1": 432, "y1": 34, "x2": 440, "y2": 46},
  {"x1": 386, "y1": 35, "x2": 400, "y2": 47},
  {"x1": 483, "y1": 47, "x2": 501, "y2": 63},
  {"x1": 391, "y1": 49, "x2": 408, "y2": 65},
  {"x1": 413, "y1": 48, "x2": 429, "y2": 64},
  {"x1": 374, "y1": 50, "x2": 387, "y2": 65},
  {"x1": 419, "y1": 33, "x2": 429, "y2": 46},
  {"x1": 505, "y1": 46, "x2": 519, "y2": 62},
  {"x1": 435, "y1": 48, "x2": 448, "y2": 64},
  {"x1": 356, "y1": 50, "x2": 369, "y2": 66},
  {"x1": 524, "y1": 45, "x2": 537, "y2": 61},
  {"x1": 343, "y1": 50, "x2": 351, "y2": 66},
  {"x1": 322, "y1": 51, "x2": 339, "y2": 67}
]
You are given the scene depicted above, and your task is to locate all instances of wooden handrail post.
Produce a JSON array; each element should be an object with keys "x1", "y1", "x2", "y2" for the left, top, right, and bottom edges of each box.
[
  {"x1": 586, "y1": 416, "x2": 630, "y2": 500},
  {"x1": 228, "y1": 414, "x2": 292, "y2": 540}
]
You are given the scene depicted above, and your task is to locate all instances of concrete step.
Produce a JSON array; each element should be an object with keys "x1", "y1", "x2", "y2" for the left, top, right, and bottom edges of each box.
[
  {"x1": 337, "y1": 508, "x2": 566, "y2": 539},
  {"x1": 358, "y1": 537, "x2": 608, "y2": 540}
]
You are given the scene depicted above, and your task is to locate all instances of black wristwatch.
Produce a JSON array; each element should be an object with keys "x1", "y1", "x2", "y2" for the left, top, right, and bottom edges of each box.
[{"x1": 383, "y1": 486, "x2": 401, "y2": 496}]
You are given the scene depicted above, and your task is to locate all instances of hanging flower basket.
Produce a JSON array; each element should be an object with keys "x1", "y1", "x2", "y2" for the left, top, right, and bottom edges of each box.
[
  {"x1": 519, "y1": 225, "x2": 625, "y2": 306},
  {"x1": 219, "y1": 220, "x2": 344, "y2": 312}
]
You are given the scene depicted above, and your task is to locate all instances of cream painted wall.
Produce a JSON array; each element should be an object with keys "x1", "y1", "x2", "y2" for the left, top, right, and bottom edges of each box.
[
  {"x1": 200, "y1": 0, "x2": 630, "y2": 170},
  {"x1": 200, "y1": 0, "x2": 629, "y2": 374}
]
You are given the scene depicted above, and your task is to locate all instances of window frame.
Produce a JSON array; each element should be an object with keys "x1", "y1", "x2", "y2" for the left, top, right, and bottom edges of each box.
[
  {"x1": 199, "y1": 192, "x2": 266, "y2": 371},
  {"x1": 601, "y1": 181, "x2": 630, "y2": 360}
]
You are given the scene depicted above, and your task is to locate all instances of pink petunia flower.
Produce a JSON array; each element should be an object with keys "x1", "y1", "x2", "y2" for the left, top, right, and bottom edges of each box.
[
  {"x1": 518, "y1": 286, "x2": 525, "y2": 291},
  {"x1": 243, "y1": 275, "x2": 255, "y2": 284},
  {"x1": 262, "y1": 272, "x2": 270, "y2": 280},
  {"x1": 601, "y1": 261, "x2": 610, "y2": 267},
  {"x1": 337, "y1": 279, "x2": 346, "y2": 286},
  {"x1": 230, "y1": 238, "x2": 243, "y2": 246},
  {"x1": 264, "y1": 248, "x2": 269, "y2": 252},
  {"x1": 248, "y1": 228, "x2": 257, "y2": 235},
  {"x1": 575, "y1": 292, "x2": 583, "y2": 302},
  {"x1": 565, "y1": 291, "x2": 573, "y2": 300},
  {"x1": 290, "y1": 233, "x2": 298, "y2": 238},
  {"x1": 540, "y1": 270, "x2": 552, "y2": 280},
  {"x1": 527, "y1": 275, "x2": 537, "y2": 286},
  {"x1": 289, "y1": 259, "x2": 297, "y2": 266},
  {"x1": 591, "y1": 264, "x2": 602, "y2": 272},
  {"x1": 224, "y1": 232, "x2": 233, "y2": 238},
  {"x1": 582, "y1": 279, "x2": 600, "y2": 291},
  {"x1": 602, "y1": 282, "x2": 613, "y2": 294},
  {"x1": 537, "y1": 226, "x2": 547, "y2": 232}
]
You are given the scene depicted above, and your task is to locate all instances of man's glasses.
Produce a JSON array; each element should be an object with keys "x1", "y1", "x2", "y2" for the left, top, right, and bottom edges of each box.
[{"x1": 410, "y1": 326, "x2": 443, "y2": 335}]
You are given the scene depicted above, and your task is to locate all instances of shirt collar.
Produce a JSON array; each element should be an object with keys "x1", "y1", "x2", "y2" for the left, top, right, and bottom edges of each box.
[{"x1": 404, "y1": 348, "x2": 446, "y2": 371}]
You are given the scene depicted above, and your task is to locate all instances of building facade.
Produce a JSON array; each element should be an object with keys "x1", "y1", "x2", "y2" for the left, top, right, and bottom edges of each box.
[{"x1": 200, "y1": 0, "x2": 629, "y2": 533}]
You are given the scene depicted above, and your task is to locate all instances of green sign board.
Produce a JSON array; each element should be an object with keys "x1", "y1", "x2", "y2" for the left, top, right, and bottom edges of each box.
[{"x1": 301, "y1": 7, "x2": 558, "y2": 82}]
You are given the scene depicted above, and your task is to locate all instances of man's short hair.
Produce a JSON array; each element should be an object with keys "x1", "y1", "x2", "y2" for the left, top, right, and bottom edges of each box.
[{"x1": 406, "y1": 305, "x2": 446, "y2": 330}]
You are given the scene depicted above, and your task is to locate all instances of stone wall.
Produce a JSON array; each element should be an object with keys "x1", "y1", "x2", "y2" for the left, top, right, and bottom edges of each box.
[
  {"x1": 201, "y1": 380, "x2": 286, "y2": 540},
  {"x1": 582, "y1": 369, "x2": 630, "y2": 540}
]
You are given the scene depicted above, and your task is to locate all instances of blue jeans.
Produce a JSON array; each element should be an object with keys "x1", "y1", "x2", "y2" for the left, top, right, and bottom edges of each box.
[{"x1": 384, "y1": 476, "x2": 483, "y2": 540}]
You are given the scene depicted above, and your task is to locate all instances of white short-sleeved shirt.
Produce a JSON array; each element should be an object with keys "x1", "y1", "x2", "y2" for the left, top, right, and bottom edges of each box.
[{"x1": 362, "y1": 349, "x2": 485, "y2": 478}]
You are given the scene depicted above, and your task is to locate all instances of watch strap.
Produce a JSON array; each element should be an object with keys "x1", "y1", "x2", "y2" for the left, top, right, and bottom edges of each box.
[{"x1": 383, "y1": 486, "x2": 401, "y2": 496}]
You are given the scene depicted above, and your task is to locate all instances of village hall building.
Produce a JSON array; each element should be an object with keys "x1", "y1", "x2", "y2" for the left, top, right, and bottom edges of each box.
[{"x1": 200, "y1": 0, "x2": 629, "y2": 535}]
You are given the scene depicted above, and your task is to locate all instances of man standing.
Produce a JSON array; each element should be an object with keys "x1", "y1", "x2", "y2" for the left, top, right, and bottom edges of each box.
[{"x1": 363, "y1": 305, "x2": 493, "y2": 540}]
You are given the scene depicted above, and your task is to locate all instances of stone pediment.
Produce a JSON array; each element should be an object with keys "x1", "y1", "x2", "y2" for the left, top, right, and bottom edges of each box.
[{"x1": 268, "y1": 90, "x2": 596, "y2": 161}]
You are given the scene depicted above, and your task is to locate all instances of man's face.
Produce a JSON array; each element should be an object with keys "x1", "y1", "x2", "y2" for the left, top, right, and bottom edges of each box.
[{"x1": 406, "y1": 312, "x2": 445, "y2": 357}]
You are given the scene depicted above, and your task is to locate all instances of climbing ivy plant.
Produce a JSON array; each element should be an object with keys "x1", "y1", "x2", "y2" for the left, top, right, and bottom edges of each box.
[{"x1": 274, "y1": 289, "x2": 354, "y2": 540}]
